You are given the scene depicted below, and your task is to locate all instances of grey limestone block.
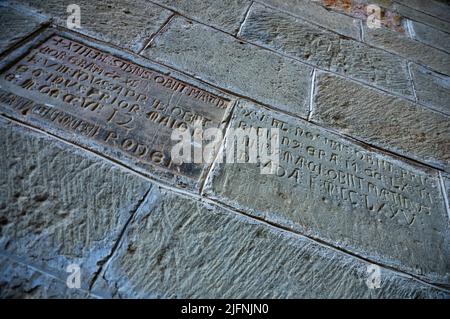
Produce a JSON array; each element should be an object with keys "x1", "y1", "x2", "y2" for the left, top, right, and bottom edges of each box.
[
  {"x1": 0, "y1": 119, "x2": 152, "y2": 290},
  {"x1": 92, "y1": 187, "x2": 449, "y2": 298}
]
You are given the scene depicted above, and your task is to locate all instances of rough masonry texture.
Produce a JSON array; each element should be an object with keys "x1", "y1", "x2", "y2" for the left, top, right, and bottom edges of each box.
[{"x1": 0, "y1": 0, "x2": 449, "y2": 299}]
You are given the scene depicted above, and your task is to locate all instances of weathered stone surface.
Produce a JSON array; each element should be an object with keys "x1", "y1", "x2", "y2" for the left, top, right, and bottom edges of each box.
[
  {"x1": 410, "y1": 21, "x2": 450, "y2": 53},
  {"x1": 0, "y1": 253, "x2": 90, "y2": 298},
  {"x1": 312, "y1": 72, "x2": 450, "y2": 172},
  {"x1": 410, "y1": 64, "x2": 450, "y2": 115},
  {"x1": 0, "y1": 120, "x2": 152, "y2": 290},
  {"x1": 320, "y1": 0, "x2": 405, "y2": 33},
  {"x1": 204, "y1": 100, "x2": 450, "y2": 285},
  {"x1": 143, "y1": 16, "x2": 312, "y2": 118},
  {"x1": 394, "y1": 2, "x2": 450, "y2": 33},
  {"x1": 151, "y1": 0, "x2": 251, "y2": 34},
  {"x1": 0, "y1": 4, "x2": 47, "y2": 54},
  {"x1": 14, "y1": 0, "x2": 172, "y2": 52},
  {"x1": 92, "y1": 187, "x2": 449, "y2": 298},
  {"x1": 0, "y1": 32, "x2": 233, "y2": 190},
  {"x1": 395, "y1": 0, "x2": 450, "y2": 22},
  {"x1": 239, "y1": 4, "x2": 413, "y2": 98},
  {"x1": 363, "y1": 24, "x2": 450, "y2": 75},
  {"x1": 258, "y1": 0, "x2": 361, "y2": 39}
]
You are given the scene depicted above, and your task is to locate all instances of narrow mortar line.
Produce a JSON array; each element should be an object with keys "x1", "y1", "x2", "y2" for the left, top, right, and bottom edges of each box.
[
  {"x1": 138, "y1": 13, "x2": 176, "y2": 55},
  {"x1": 359, "y1": 19, "x2": 364, "y2": 42},
  {"x1": 1, "y1": 114, "x2": 449, "y2": 293},
  {"x1": 198, "y1": 101, "x2": 237, "y2": 195},
  {"x1": 438, "y1": 172, "x2": 450, "y2": 223},
  {"x1": 236, "y1": 1, "x2": 254, "y2": 37},
  {"x1": 88, "y1": 187, "x2": 152, "y2": 291},
  {"x1": 307, "y1": 68, "x2": 317, "y2": 121},
  {"x1": 407, "y1": 61, "x2": 419, "y2": 102}
]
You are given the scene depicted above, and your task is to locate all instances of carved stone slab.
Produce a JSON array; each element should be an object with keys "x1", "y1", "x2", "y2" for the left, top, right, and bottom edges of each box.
[
  {"x1": 0, "y1": 33, "x2": 233, "y2": 190},
  {"x1": 204, "y1": 100, "x2": 450, "y2": 285}
]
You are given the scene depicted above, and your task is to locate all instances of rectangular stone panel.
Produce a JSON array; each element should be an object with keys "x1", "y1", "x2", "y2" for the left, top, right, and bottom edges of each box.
[
  {"x1": 151, "y1": 0, "x2": 252, "y2": 34},
  {"x1": 239, "y1": 3, "x2": 413, "y2": 98},
  {"x1": 311, "y1": 72, "x2": 450, "y2": 172},
  {"x1": 92, "y1": 187, "x2": 449, "y2": 298},
  {"x1": 143, "y1": 15, "x2": 312, "y2": 118},
  {"x1": 0, "y1": 32, "x2": 233, "y2": 191},
  {"x1": 204, "y1": 100, "x2": 450, "y2": 285},
  {"x1": 410, "y1": 63, "x2": 450, "y2": 116},
  {"x1": 12, "y1": 0, "x2": 173, "y2": 52},
  {"x1": 257, "y1": 0, "x2": 361, "y2": 39}
]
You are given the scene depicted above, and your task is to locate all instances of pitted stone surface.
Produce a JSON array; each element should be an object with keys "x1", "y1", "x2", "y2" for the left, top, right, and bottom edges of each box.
[
  {"x1": 395, "y1": 0, "x2": 450, "y2": 22},
  {"x1": 363, "y1": 24, "x2": 450, "y2": 75},
  {"x1": 92, "y1": 188, "x2": 449, "y2": 298},
  {"x1": 257, "y1": 0, "x2": 361, "y2": 39},
  {"x1": 0, "y1": 254, "x2": 90, "y2": 298},
  {"x1": 151, "y1": 0, "x2": 251, "y2": 34},
  {"x1": 394, "y1": 3, "x2": 450, "y2": 33},
  {"x1": 312, "y1": 73, "x2": 450, "y2": 172},
  {"x1": 239, "y1": 4, "x2": 413, "y2": 97},
  {"x1": 0, "y1": 4, "x2": 47, "y2": 54},
  {"x1": 0, "y1": 120, "x2": 152, "y2": 290},
  {"x1": 205, "y1": 100, "x2": 450, "y2": 285},
  {"x1": 410, "y1": 64, "x2": 450, "y2": 115},
  {"x1": 13, "y1": 0, "x2": 172, "y2": 52},
  {"x1": 410, "y1": 21, "x2": 450, "y2": 54},
  {"x1": 143, "y1": 15, "x2": 312, "y2": 118}
]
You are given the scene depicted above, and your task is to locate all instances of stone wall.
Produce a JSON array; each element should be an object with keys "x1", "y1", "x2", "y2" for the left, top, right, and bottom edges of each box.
[{"x1": 0, "y1": 0, "x2": 449, "y2": 298}]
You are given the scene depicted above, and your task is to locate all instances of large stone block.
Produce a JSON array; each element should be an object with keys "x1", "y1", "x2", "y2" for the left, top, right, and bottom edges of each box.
[
  {"x1": 0, "y1": 119, "x2": 152, "y2": 290},
  {"x1": 239, "y1": 4, "x2": 413, "y2": 98},
  {"x1": 13, "y1": 0, "x2": 172, "y2": 52},
  {"x1": 204, "y1": 100, "x2": 450, "y2": 285},
  {"x1": 0, "y1": 4, "x2": 48, "y2": 54},
  {"x1": 363, "y1": 24, "x2": 450, "y2": 75},
  {"x1": 410, "y1": 64, "x2": 450, "y2": 115},
  {"x1": 143, "y1": 15, "x2": 312, "y2": 118},
  {"x1": 151, "y1": 0, "x2": 251, "y2": 34},
  {"x1": 92, "y1": 187, "x2": 449, "y2": 298},
  {"x1": 0, "y1": 30, "x2": 233, "y2": 191},
  {"x1": 257, "y1": 0, "x2": 361, "y2": 39},
  {"x1": 311, "y1": 72, "x2": 450, "y2": 172}
]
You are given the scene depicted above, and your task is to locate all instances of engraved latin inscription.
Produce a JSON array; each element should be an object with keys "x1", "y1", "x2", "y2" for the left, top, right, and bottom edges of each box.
[
  {"x1": 207, "y1": 102, "x2": 449, "y2": 281},
  {"x1": 0, "y1": 35, "x2": 232, "y2": 188}
]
